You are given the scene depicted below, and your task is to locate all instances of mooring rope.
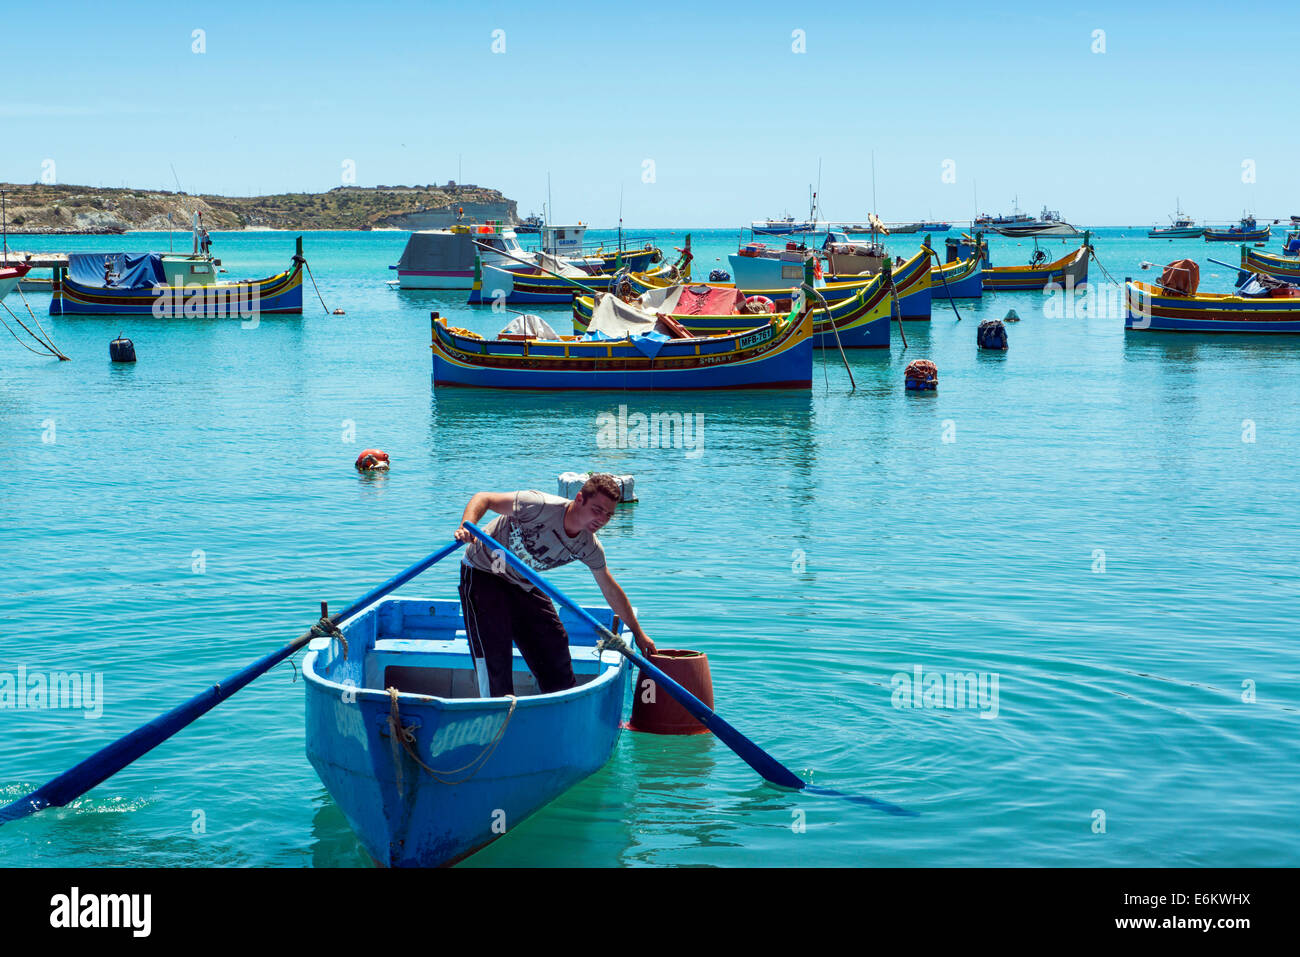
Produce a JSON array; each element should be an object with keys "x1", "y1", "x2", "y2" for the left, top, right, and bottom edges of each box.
[
  {"x1": 16, "y1": 286, "x2": 68, "y2": 358},
  {"x1": 924, "y1": 244, "x2": 965, "y2": 324},
  {"x1": 308, "y1": 615, "x2": 348, "y2": 660},
  {"x1": 302, "y1": 259, "x2": 340, "y2": 315},
  {"x1": 807, "y1": 284, "x2": 855, "y2": 390},
  {"x1": 0, "y1": 299, "x2": 67, "y2": 359},
  {"x1": 386, "y1": 687, "x2": 516, "y2": 787}
]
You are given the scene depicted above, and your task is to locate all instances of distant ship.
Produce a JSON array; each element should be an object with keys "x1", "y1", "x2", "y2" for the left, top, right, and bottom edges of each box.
[
  {"x1": 751, "y1": 215, "x2": 815, "y2": 235},
  {"x1": 1149, "y1": 204, "x2": 1203, "y2": 238},
  {"x1": 976, "y1": 204, "x2": 1078, "y2": 237},
  {"x1": 515, "y1": 212, "x2": 543, "y2": 234}
]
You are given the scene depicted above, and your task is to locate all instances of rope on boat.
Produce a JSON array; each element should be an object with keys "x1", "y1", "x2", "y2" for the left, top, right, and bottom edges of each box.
[
  {"x1": 1, "y1": 297, "x2": 69, "y2": 360},
  {"x1": 1089, "y1": 244, "x2": 1124, "y2": 288},
  {"x1": 386, "y1": 687, "x2": 517, "y2": 787},
  {"x1": 923, "y1": 244, "x2": 963, "y2": 325},
  {"x1": 309, "y1": 615, "x2": 348, "y2": 660},
  {"x1": 16, "y1": 286, "x2": 70, "y2": 359},
  {"x1": 807, "y1": 283, "x2": 854, "y2": 390},
  {"x1": 302, "y1": 259, "x2": 342, "y2": 315}
]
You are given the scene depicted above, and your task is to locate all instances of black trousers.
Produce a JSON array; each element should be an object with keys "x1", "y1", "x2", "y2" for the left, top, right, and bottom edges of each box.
[{"x1": 458, "y1": 564, "x2": 576, "y2": 697}]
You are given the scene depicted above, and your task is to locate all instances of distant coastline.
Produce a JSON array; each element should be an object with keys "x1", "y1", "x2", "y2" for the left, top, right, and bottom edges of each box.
[{"x1": 0, "y1": 182, "x2": 517, "y2": 233}]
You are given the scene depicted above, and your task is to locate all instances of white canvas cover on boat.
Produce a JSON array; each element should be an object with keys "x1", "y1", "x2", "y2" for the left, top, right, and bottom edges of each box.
[
  {"x1": 535, "y1": 252, "x2": 588, "y2": 278},
  {"x1": 500, "y1": 313, "x2": 560, "y2": 338},
  {"x1": 585, "y1": 285, "x2": 688, "y2": 337},
  {"x1": 558, "y1": 471, "x2": 637, "y2": 502}
]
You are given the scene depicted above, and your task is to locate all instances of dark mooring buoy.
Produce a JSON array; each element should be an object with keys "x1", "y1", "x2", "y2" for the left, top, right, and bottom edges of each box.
[
  {"x1": 977, "y1": 319, "x2": 1008, "y2": 350},
  {"x1": 109, "y1": 337, "x2": 136, "y2": 363}
]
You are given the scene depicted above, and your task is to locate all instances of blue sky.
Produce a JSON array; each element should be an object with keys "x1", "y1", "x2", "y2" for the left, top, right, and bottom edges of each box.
[{"x1": 5, "y1": 0, "x2": 1295, "y2": 226}]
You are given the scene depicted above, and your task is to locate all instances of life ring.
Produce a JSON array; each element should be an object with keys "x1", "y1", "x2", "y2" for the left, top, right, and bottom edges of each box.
[
  {"x1": 813, "y1": 259, "x2": 823, "y2": 280},
  {"x1": 745, "y1": 295, "x2": 775, "y2": 313},
  {"x1": 355, "y1": 449, "x2": 390, "y2": 471}
]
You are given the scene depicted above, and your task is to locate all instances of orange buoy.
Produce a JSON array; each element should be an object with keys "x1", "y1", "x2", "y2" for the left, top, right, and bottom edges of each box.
[
  {"x1": 355, "y1": 449, "x2": 390, "y2": 471},
  {"x1": 629, "y1": 649, "x2": 714, "y2": 735}
]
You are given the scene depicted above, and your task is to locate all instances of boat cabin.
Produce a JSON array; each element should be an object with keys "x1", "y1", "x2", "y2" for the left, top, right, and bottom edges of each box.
[
  {"x1": 392, "y1": 222, "x2": 523, "y2": 289},
  {"x1": 541, "y1": 224, "x2": 588, "y2": 256}
]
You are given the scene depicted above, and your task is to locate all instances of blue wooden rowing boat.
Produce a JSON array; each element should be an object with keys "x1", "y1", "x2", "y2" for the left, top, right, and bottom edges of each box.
[{"x1": 303, "y1": 596, "x2": 632, "y2": 867}]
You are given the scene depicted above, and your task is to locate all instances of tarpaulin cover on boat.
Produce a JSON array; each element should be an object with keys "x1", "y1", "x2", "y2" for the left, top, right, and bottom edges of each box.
[
  {"x1": 671, "y1": 284, "x2": 746, "y2": 315},
  {"x1": 500, "y1": 313, "x2": 560, "y2": 338},
  {"x1": 1159, "y1": 259, "x2": 1199, "y2": 296},
  {"x1": 587, "y1": 283, "x2": 747, "y2": 338},
  {"x1": 67, "y1": 252, "x2": 165, "y2": 289},
  {"x1": 396, "y1": 231, "x2": 477, "y2": 272}
]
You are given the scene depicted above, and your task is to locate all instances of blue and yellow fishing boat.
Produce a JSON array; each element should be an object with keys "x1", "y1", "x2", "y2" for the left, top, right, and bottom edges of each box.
[
  {"x1": 1204, "y1": 215, "x2": 1270, "y2": 243},
  {"x1": 929, "y1": 234, "x2": 984, "y2": 299},
  {"x1": 982, "y1": 235, "x2": 1090, "y2": 292},
  {"x1": 1126, "y1": 275, "x2": 1300, "y2": 333},
  {"x1": 432, "y1": 298, "x2": 813, "y2": 388},
  {"x1": 575, "y1": 275, "x2": 891, "y2": 348},
  {"x1": 50, "y1": 240, "x2": 305, "y2": 316},
  {"x1": 303, "y1": 596, "x2": 632, "y2": 867},
  {"x1": 1239, "y1": 244, "x2": 1300, "y2": 285},
  {"x1": 824, "y1": 247, "x2": 932, "y2": 319}
]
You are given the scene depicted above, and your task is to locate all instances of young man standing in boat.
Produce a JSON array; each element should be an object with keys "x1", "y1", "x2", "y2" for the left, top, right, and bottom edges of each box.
[{"x1": 454, "y1": 474, "x2": 655, "y2": 698}]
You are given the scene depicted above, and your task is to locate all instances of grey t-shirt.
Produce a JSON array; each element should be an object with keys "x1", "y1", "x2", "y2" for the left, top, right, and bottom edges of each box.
[{"x1": 464, "y1": 490, "x2": 606, "y2": 590}]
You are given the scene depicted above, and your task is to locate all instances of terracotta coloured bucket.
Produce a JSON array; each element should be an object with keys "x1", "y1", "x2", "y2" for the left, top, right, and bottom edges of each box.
[{"x1": 629, "y1": 649, "x2": 714, "y2": 735}]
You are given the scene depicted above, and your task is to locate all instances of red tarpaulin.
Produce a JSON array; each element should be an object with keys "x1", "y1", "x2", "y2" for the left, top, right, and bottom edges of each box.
[
  {"x1": 1160, "y1": 259, "x2": 1200, "y2": 296},
  {"x1": 673, "y1": 285, "x2": 747, "y2": 315}
]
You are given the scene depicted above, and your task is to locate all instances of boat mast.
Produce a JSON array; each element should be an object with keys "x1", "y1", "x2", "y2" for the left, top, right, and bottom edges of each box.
[
  {"x1": 871, "y1": 151, "x2": 878, "y2": 244},
  {"x1": 1, "y1": 189, "x2": 7, "y2": 264}
]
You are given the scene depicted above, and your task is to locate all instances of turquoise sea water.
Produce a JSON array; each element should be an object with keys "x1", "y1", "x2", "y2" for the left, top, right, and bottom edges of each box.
[{"x1": 1, "y1": 227, "x2": 1296, "y2": 867}]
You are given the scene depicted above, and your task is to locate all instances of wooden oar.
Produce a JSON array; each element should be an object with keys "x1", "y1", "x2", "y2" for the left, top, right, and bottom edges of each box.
[
  {"x1": 461, "y1": 521, "x2": 915, "y2": 815},
  {"x1": 471, "y1": 239, "x2": 603, "y2": 298},
  {"x1": 0, "y1": 540, "x2": 466, "y2": 826}
]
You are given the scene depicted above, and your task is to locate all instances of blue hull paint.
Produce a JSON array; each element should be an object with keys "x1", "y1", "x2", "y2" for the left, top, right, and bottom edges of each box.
[
  {"x1": 813, "y1": 314, "x2": 890, "y2": 347},
  {"x1": 304, "y1": 597, "x2": 630, "y2": 868}
]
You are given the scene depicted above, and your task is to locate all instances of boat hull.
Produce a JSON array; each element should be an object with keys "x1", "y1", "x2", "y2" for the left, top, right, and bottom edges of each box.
[
  {"x1": 983, "y1": 246, "x2": 1089, "y2": 292},
  {"x1": 50, "y1": 264, "x2": 304, "y2": 316},
  {"x1": 1148, "y1": 227, "x2": 1204, "y2": 238},
  {"x1": 1239, "y1": 246, "x2": 1300, "y2": 284},
  {"x1": 825, "y1": 248, "x2": 932, "y2": 320},
  {"x1": 929, "y1": 251, "x2": 983, "y2": 299},
  {"x1": 1125, "y1": 280, "x2": 1300, "y2": 333},
  {"x1": 0, "y1": 263, "x2": 32, "y2": 302},
  {"x1": 303, "y1": 598, "x2": 630, "y2": 867},
  {"x1": 1204, "y1": 226, "x2": 1270, "y2": 242}
]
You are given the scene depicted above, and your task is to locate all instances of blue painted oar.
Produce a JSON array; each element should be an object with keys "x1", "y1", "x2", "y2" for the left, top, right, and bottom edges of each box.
[
  {"x1": 462, "y1": 522, "x2": 915, "y2": 815},
  {"x1": 0, "y1": 540, "x2": 465, "y2": 825}
]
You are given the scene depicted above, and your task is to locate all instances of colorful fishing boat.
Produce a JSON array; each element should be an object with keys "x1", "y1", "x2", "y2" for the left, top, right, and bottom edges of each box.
[
  {"x1": 1126, "y1": 261, "x2": 1300, "y2": 333},
  {"x1": 1238, "y1": 244, "x2": 1300, "y2": 285},
  {"x1": 303, "y1": 595, "x2": 632, "y2": 867},
  {"x1": 471, "y1": 257, "x2": 676, "y2": 305},
  {"x1": 823, "y1": 245, "x2": 932, "y2": 319},
  {"x1": 587, "y1": 270, "x2": 893, "y2": 347},
  {"x1": 929, "y1": 235, "x2": 984, "y2": 299},
  {"x1": 982, "y1": 234, "x2": 1090, "y2": 291},
  {"x1": 1204, "y1": 215, "x2": 1270, "y2": 243},
  {"x1": 50, "y1": 240, "x2": 304, "y2": 316},
  {"x1": 432, "y1": 297, "x2": 813, "y2": 388}
]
